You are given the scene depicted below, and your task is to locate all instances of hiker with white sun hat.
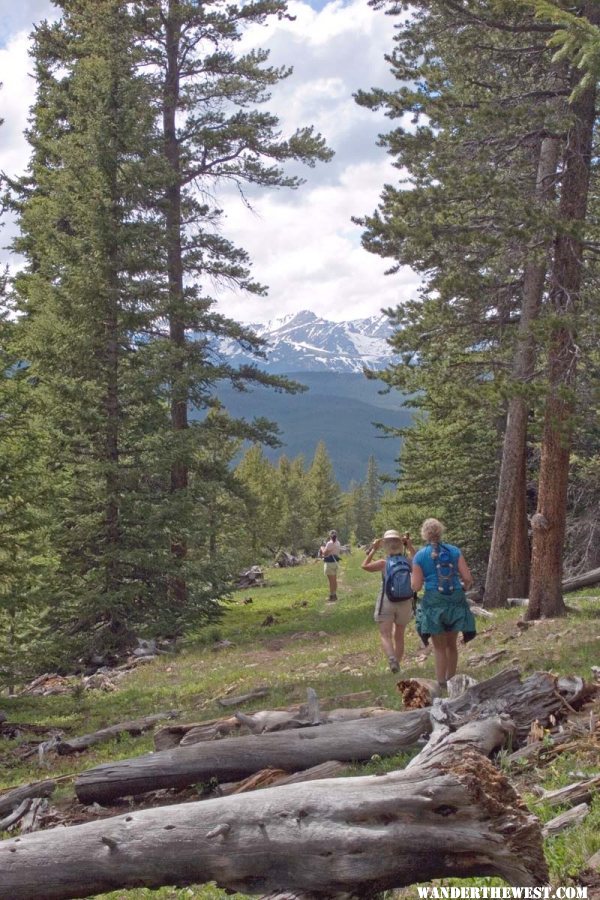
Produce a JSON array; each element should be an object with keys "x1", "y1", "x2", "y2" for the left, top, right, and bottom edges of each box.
[{"x1": 361, "y1": 529, "x2": 415, "y2": 673}]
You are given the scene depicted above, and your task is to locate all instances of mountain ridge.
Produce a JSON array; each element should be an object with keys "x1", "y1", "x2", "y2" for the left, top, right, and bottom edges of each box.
[{"x1": 220, "y1": 309, "x2": 395, "y2": 374}]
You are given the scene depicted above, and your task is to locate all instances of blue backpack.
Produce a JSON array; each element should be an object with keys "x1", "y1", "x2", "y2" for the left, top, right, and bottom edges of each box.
[
  {"x1": 384, "y1": 554, "x2": 413, "y2": 602},
  {"x1": 432, "y1": 543, "x2": 456, "y2": 595}
]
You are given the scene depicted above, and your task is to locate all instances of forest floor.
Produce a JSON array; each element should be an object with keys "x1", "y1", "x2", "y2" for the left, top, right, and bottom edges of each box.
[{"x1": 1, "y1": 552, "x2": 599, "y2": 899}]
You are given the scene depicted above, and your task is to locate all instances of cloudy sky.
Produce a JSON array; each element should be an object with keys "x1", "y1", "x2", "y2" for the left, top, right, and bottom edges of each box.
[{"x1": 0, "y1": 0, "x2": 420, "y2": 324}]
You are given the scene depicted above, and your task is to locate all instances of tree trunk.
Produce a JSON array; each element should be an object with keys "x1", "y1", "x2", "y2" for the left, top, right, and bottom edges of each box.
[
  {"x1": 528, "y1": 14, "x2": 599, "y2": 619},
  {"x1": 164, "y1": 0, "x2": 188, "y2": 606},
  {"x1": 485, "y1": 130, "x2": 561, "y2": 607},
  {"x1": 0, "y1": 721, "x2": 548, "y2": 900},
  {"x1": 508, "y1": 443, "x2": 530, "y2": 597},
  {"x1": 75, "y1": 709, "x2": 432, "y2": 804}
]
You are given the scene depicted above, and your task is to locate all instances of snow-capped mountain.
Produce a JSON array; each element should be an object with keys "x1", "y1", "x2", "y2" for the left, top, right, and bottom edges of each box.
[{"x1": 221, "y1": 310, "x2": 395, "y2": 373}]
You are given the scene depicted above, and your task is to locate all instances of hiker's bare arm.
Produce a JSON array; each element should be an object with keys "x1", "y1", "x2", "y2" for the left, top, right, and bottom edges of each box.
[
  {"x1": 404, "y1": 535, "x2": 415, "y2": 560},
  {"x1": 361, "y1": 540, "x2": 385, "y2": 572},
  {"x1": 458, "y1": 555, "x2": 473, "y2": 590},
  {"x1": 411, "y1": 563, "x2": 424, "y2": 592}
]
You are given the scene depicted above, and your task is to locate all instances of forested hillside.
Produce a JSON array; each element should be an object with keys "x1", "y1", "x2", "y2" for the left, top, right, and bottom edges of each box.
[{"x1": 211, "y1": 372, "x2": 412, "y2": 486}]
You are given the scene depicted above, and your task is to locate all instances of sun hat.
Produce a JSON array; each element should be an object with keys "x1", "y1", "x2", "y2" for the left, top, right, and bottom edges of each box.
[{"x1": 382, "y1": 529, "x2": 403, "y2": 541}]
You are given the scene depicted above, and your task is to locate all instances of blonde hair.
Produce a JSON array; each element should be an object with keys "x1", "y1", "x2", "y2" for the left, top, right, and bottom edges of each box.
[{"x1": 421, "y1": 518, "x2": 445, "y2": 544}]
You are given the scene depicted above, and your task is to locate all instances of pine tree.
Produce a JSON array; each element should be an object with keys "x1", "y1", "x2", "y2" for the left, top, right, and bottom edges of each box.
[
  {"x1": 306, "y1": 442, "x2": 341, "y2": 539},
  {"x1": 12, "y1": 1, "x2": 183, "y2": 657},
  {"x1": 526, "y1": 0, "x2": 600, "y2": 618},
  {"x1": 133, "y1": 0, "x2": 332, "y2": 600},
  {"x1": 362, "y1": 456, "x2": 382, "y2": 540},
  {"x1": 0, "y1": 282, "x2": 55, "y2": 686},
  {"x1": 277, "y1": 455, "x2": 315, "y2": 554},
  {"x1": 235, "y1": 446, "x2": 282, "y2": 560},
  {"x1": 358, "y1": 0, "x2": 600, "y2": 605}
]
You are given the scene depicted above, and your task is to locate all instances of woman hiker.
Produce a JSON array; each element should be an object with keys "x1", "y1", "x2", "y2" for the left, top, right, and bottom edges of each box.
[
  {"x1": 320, "y1": 530, "x2": 342, "y2": 602},
  {"x1": 411, "y1": 518, "x2": 476, "y2": 693},
  {"x1": 362, "y1": 529, "x2": 415, "y2": 673}
]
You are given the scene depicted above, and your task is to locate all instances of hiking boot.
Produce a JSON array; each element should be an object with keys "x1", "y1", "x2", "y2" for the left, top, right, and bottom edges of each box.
[{"x1": 388, "y1": 655, "x2": 400, "y2": 674}]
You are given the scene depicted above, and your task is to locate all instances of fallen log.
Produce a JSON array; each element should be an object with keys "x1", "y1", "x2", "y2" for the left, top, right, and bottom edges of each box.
[
  {"x1": 562, "y1": 566, "x2": 600, "y2": 594},
  {"x1": 217, "y1": 687, "x2": 270, "y2": 708},
  {"x1": 55, "y1": 711, "x2": 180, "y2": 754},
  {"x1": 18, "y1": 798, "x2": 47, "y2": 834},
  {"x1": 442, "y1": 668, "x2": 572, "y2": 741},
  {"x1": 0, "y1": 730, "x2": 547, "y2": 899},
  {"x1": 155, "y1": 705, "x2": 393, "y2": 750},
  {"x1": 542, "y1": 802, "x2": 589, "y2": 838},
  {"x1": 219, "y1": 760, "x2": 347, "y2": 797},
  {"x1": 75, "y1": 709, "x2": 431, "y2": 804},
  {"x1": 540, "y1": 774, "x2": 600, "y2": 809},
  {"x1": 76, "y1": 668, "x2": 573, "y2": 805},
  {"x1": 0, "y1": 781, "x2": 56, "y2": 819},
  {"x1": 0, "y1": 800, "x2": 31, "y2": 833}
]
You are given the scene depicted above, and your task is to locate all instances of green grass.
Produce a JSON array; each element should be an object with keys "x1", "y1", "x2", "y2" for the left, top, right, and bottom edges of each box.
[{"x1": 1, "y1": 553, "x2": 599, "y2": 898}]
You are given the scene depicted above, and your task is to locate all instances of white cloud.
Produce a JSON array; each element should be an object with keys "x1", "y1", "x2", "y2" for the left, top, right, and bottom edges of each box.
[
  {"x1": 213, "y1": 0, "x2": 419, "y2": 322},
  {"x1": 0, "y1": 0, "x2": 420, "y2": 322}
]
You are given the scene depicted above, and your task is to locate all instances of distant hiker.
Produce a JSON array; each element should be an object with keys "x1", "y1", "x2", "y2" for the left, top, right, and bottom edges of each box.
[
  {"x1": 411, "y1": 518, "x2": 476, "y2": 693},
  {"x1": 362, "y1": 529, "x2": 415, "y2": 673},
  {"x1": 320, "y1": 530, "x2": 342, "y2": 602}
]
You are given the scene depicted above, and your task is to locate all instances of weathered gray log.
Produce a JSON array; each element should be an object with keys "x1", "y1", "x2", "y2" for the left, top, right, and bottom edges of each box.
[
  {"x1": 540, "y1": 774, "x2": 600, "y2": 808},
  {"x1": 447, "y1": 674, "x2": 478, "y2": 700},
  {"x1": 75, "y1": 709, "x2": 431, "y2": 804},
  {"x1": 443, "y1": 668, "x2": 571, "y2": 741},
  {"x1": 506, "y1": 731, "x2": 570, "y2": 766},
  {"x1": 0, "y1": 743, "x2": 547, "y2": 899},
  {"x1": 217, "y1": 687, "x2": 270, "y2": 708},
  {"x1": 76, "y1": 668, "x2": 573, "y2": 805},
  {"x1": 407, "y1": 715, "x2": 514, "y2": 771},
  {"x1": 55, "y1": 711, "x2": 180, "y2": 754},
  {"x1": 562, "y1": 566, "x2": 600, "y2": 593},
  {"x1": 18, "y1": 798, "x2": 47, "y2": 834},
  {"x1": 542, "y1": 802, "x2": 589, "y2": 838},
  {"x1": 0, "y1": 781, "x2": 56, "y2": 818},
  {"x1": 156, "y1": 706, "x2": 393, "y2": 750},
  {"x1": 0, "y1": 800, "x2": 31, "y2": 833},
  {"x1": 219, "y1": 761, "x2": 346, "y2": 796}
]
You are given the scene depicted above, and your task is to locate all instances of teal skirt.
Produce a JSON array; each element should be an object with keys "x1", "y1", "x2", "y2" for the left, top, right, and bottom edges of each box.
[{"x1": 415, "y1": 588, "x2": 477, "y2": 646}]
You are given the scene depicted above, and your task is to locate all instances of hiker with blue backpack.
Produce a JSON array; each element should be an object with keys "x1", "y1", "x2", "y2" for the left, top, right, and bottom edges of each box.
[
  {"x1": 362, "y1": 529, "x2": 415, "y2": 673},
  {"x1": 411, "y1": 518, "x2": 476, "y2": 693}
]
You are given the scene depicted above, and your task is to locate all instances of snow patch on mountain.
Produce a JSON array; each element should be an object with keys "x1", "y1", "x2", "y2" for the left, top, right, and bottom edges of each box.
[{"x1": 220, "y1": 310, "x2": 395, "y2": 373}]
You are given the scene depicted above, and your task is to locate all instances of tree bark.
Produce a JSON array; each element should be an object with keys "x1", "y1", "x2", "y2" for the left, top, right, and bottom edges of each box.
[
  {"x1": 485, "y1": 129, "x2": 561, "y2": 608},
  {"x1": 163, "y1": 0, "x2": 188, "y2": 606},
  {"x1": 528, "y1": 10, "x2": 599, "y2": 619},
  {"x1": 75, "y1": 710, "x2": 432, "y2": 804},
  {"x1": 0, "y1": 723, "x2": 547, "y2": 899}
]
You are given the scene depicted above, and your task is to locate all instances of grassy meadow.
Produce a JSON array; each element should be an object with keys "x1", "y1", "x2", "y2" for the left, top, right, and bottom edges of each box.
[{"x1": 1, "y1": 551, "x2": 599, "y2": 899}]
